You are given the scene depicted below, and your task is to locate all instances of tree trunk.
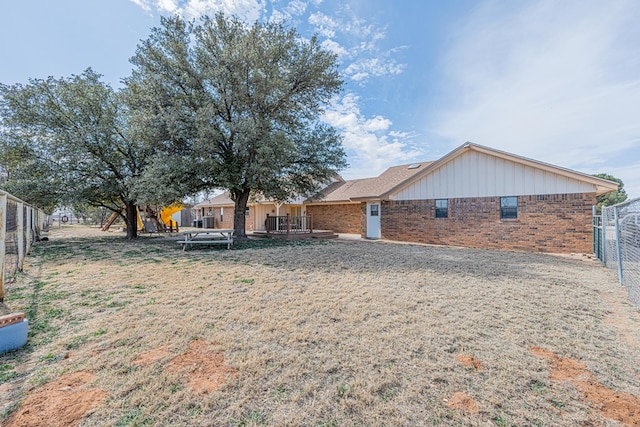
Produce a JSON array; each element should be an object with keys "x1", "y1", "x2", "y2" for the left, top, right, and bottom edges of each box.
[
  {"x1": 125, "y1": 201, "x2": 138, "y2": 239},
  {"x1": 233, "y1": 190, "x2": 250, "y2": 239}
]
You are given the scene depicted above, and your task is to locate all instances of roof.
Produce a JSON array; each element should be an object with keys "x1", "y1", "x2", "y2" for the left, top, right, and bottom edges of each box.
[
  {"x1": 194, "y1": 193, "x2": 234, "y2": 208},
  {"x1": 381, "y1": 142, "x2": 619, "y2": 198},
  {"x1": 194, "y1": 192, "x2": 309, "y2": 208},
  {"x1": 195, "y1": 143, "x2": 618, "y2": 207},
  {"x1": 307, "y1": 161, "x2": 433, "y2": 203},
  {"x1": 310, "y1": 143, "x2": 619, "y2": 203}
]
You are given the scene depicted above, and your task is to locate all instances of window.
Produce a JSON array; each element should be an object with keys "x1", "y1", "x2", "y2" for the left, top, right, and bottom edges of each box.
[
  {"x1": 370, "y1": 204, "x2": 379, "y2": 216},
  {"x1": 435, "y1": 199, "x2": 448, "y2": 218},
  {"x1": 500, "y1": 196, "x2": 518, "y2": 219},
  {"x1": 220, "y1": 207, "x2": 224, "y2": 223}
]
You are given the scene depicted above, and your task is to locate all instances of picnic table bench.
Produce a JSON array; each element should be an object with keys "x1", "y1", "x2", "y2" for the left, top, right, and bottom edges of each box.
[{"x1": 177, "y1": 229, "x2": 234, "y2": 250}]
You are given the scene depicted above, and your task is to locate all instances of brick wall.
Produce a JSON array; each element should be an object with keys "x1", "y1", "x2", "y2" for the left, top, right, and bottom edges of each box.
[
  {"x1": 382, "y1": 193, "x2": 597, "y2": 253},
  {"x1": 306, "y1": 203, "x2": 362, "y2": 233},
  {"x1": 213, "y1": 207, "x2": 235, "y2": 229}
]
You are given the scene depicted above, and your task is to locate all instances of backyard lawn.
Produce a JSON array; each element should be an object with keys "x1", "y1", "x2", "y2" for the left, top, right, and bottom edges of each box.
[{"x1": 1, "y1": 225, "x2": 640, "y2": 426}]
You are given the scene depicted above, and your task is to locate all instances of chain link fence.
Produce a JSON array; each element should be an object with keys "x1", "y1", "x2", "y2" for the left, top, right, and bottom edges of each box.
[
  {"x1": 0, "y1": 190, "x2": 47, "y2": 302},
  {"x1": 599, "y1": 197, "x2": 640, "y2": 308}
]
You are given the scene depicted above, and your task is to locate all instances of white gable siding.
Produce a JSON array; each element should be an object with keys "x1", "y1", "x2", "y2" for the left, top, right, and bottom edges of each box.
[{"x1": 391, "y1": 150, "x2": 597, "y2": 200}]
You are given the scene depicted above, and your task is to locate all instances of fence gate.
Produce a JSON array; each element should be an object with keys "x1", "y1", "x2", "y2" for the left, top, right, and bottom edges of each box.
[{"x1": 592, "y1": 208, "x2": 603, "y2": 261}]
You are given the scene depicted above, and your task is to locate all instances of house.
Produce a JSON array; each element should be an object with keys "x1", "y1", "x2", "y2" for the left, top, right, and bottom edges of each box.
[
  {"x1": 193, "y1": 192, "x2": 309, "y2": 232},
  {"x1": 304, "y1": 162, "x2": 432, "y2": 233},
  {"x1": 307, "y1": 143, "x2": 619, "y2": 253}
]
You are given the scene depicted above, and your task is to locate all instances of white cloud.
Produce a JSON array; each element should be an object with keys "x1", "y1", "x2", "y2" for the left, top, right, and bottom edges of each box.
[
  {"x1": 344, "y1": 57, "x2": 404, "y2": 82},
  {"x1": 285, "y1": 0, "x2": 307, "y2": 16},
  {"x1": 307, "y1": 8, "x2": 405, "y2": 84},
  {"x1": 129, "y1": 0, "x2": 265, "y2": 21},
  {"x1": 324, "y1": 94, "x2": 422, "y2": 178},
  {"x1": 157, "y1": 0, "x2": 179, "y2": 14},
  {"x1": 269, "y1": 0, "x2": 309, "y2": 23},
  {"x1": 430, "y1": 0, "x2": 640, "y2": 196},
  {"x1": 320, "y1": 39, "x2": 347, "y2": 57},
  {"x1": 308, "y1": 12, "x2": 337, "y2": 38},
  {"x1": 129, "y1": 0, "x2": 152, "y2": 12}
]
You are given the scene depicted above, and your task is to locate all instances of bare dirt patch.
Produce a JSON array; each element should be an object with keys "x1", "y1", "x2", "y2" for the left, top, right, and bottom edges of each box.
[
  {"x1": 133, "y1": 345, "x2": 172, "y2": 366},
  {"x1": 446, "y1": 391, "x2": 479, "y2": 413},
  {"x1": 167, "y1": 340, "x2": 238, "y2": 394},
  {"x1": 456, "y1": 354, "x2": 484, "y2": 372},
  {"x1": 530, "y1": 346, "x2": 640, "y2": 426},
  {"x1": 4, "y1": 371, "x2": 107, "y2": 427}
]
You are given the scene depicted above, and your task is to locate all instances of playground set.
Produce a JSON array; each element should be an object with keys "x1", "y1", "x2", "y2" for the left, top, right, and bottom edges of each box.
[{"x1": 101, "y1": 205, "x2": 183, "y2": 233}]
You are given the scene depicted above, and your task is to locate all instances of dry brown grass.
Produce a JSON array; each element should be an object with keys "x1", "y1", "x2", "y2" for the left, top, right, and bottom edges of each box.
[{"x1": 1, "y1": 224, "x2": 640, "y2": 426}]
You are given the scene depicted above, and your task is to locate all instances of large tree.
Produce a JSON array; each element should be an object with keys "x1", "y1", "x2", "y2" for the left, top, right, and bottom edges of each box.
[
  {"x1": 593, "y1": 173, "x2": 627, "y2": 212},
  {"x1": 0, "y1": 129, "x2": 61, "y2": 214},
  {"x1": 125, "y1": 14, "x2": 347, "y2": 237},
  {"x1": 0, "y1": 69, "x2": 162, "y2": 238}
]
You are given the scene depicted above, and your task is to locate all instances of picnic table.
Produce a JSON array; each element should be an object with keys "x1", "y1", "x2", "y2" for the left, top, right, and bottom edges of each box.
[{"x1": 178, "y1": 229, "x2": 234, "y2": 250}]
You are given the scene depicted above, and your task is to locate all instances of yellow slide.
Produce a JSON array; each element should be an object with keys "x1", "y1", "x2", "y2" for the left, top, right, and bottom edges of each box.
[
  {"x1": 136, "y1": 207, "x2": 144, "y2": 231},
  {"x1": 159, "y1": 204, "x2": 183, "y2": 227}
]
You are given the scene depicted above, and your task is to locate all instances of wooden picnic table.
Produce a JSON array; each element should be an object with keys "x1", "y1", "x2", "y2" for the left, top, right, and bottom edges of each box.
[{"x1": 178, "y1": 229, "x2": 234, "y2": 250}]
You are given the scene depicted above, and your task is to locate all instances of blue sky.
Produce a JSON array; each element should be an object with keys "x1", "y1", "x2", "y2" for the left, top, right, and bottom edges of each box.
[{"x1": 1, "y1": 0, "x2": 639, "y2": 198}]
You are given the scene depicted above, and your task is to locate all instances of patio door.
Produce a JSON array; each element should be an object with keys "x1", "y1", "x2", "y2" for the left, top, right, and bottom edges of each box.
[{"x1": 366, "y1": 202, "x2": 381, "y2": 239}]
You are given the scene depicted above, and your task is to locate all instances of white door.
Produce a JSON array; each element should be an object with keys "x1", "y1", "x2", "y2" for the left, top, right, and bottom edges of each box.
[{"x1": 366, "y1": 202, "x2": 381, "y2": 239}]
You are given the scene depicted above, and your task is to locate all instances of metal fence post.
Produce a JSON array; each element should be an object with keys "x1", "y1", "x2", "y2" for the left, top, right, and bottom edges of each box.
[
  {"x1": 26, "y1": 207, "x2": 33, "y2": 253},
  {"x1": 602, "y1": 206, "x2": 607, "y2": 266},
  {"x1": 593, "y1": 206, "x2": 597, "y2": 255},
  {"x1": 17, "y1": 202, "x2": 25, "y2": 272},
  {"x1": 0, "y1": 194, "x2": 7, "y2": 303},
  {"x1": 614, "y1": 206, "x2": 623, "y2": 286}
]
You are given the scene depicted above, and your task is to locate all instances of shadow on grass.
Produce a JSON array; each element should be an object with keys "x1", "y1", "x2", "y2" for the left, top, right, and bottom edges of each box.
[{"x1": 27, "y1": 230, "x2": 590, "y2": 285}]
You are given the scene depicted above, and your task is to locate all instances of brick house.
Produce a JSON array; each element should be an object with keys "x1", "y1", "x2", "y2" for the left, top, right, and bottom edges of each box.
[
  {"x1": 305, "y1": 162, "x2": 431, "y2": 233},
  {"x1": 307, "y1": 143, "x2": 618, "y2": 253}
]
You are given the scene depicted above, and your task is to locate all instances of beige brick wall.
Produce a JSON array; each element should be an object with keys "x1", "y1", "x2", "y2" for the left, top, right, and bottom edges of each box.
[
  {"x1": 306, "y1": 203, "x2": 362, "y2": 233},
  {"x1": 381, "y1": 193, "x2": 597, "y2": 253},
  {"x1": 213, "y1": 207, "x2": 235, "y2": 229}
]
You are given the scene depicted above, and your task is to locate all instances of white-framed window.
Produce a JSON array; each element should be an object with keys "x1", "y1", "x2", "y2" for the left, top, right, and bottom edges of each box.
[{"x1": 220, "y1": 207, "x2": 224, "y2": 223}]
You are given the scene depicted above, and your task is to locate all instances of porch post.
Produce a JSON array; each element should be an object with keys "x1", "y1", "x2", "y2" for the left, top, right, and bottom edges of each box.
[{"x1": 286, "y1": 213, "x2": 290, "y2": 235}]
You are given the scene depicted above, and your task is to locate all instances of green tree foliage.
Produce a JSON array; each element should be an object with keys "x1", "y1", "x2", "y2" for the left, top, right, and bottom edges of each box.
[
  {"x1": 125, "y1": 14, "x2": 347, "y2": 237},
  {"x1": 593, "y1": 173, "x2": 627, "y2": 212},
  {"x1": 0, "y1": 130, "x2": 60, "y2": 214},
  {"x1": 0, "y1": 69, "x2": 161, "y2": 238}
]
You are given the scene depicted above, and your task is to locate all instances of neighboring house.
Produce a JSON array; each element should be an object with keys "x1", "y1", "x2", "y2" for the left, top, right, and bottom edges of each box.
[
  {"x1": 193, "y1": 193, "x2": 309, "y2": 232},
  {"x1": 308, "y1": 143, "x2": 619, "y2": 253}
]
